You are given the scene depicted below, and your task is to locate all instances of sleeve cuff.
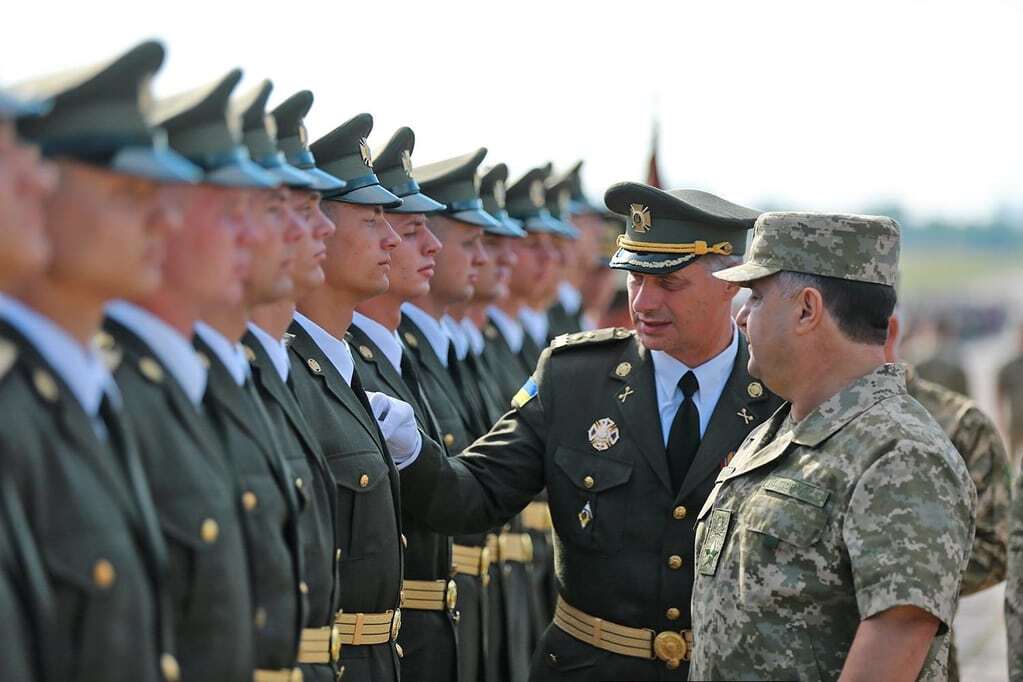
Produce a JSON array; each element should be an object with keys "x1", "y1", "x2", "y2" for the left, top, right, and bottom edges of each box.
[
  {"x1": 856, "y1": 577, "x2": 955, "y2": 635},
  {"x1": 394, "y1": 430, "x2": 423, "y2": 471}
]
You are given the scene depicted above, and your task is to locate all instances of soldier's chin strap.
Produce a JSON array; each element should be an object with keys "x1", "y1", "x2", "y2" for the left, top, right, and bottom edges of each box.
[{"x1": 616, "y1": 235, "x2": 734, "y2": 256}]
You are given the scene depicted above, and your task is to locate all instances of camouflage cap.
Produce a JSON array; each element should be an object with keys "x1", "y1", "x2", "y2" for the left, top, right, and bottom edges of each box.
[
  {"x1": 269, "y1": 90, "x2": 346, "y2": 193},
  {"x1": 713, "y1": 211, "x2": 900, "y2": 287},
  {"x1": 373, "y1": 127, "x2": 444, "y2": 215}
]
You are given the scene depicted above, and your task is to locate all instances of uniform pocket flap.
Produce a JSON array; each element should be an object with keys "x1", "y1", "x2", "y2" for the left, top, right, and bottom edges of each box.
[
  {"x1": 762, "y1": 477, "x2": 830, "y2": 507},
  {"x1": 745, "y1": 482, "x2": 830, "y2": 548},
  {"x1": 554, "y1": 446, "x2": 633, "y2": 492},
  {"x1": 329, "y1": 449, "x2": 390, "y2": 493},
  {"x1": 158, "y1": 495, "x2": 227, "y2": 551},
  {"x1": 45, "y1": 532, "x2": 117, "y2": 593}
]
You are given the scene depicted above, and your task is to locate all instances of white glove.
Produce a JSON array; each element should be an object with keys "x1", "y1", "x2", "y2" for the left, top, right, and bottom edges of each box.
[{"x1": 367, "y1": 391, "x2": 422, "y2": 464}]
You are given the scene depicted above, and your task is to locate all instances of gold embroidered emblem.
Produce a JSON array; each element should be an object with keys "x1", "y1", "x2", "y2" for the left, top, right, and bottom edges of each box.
[
  {"x1": 298, "y1": 123, "x2": 308, "y2": 146},
  {"x1": 630, "y1": 204, "x2": 652, "y2": 234},
  {"x1": 359, "y1": 138, "x2": 372, "y2": 167},
  {"x1": 614, "y1": 362, "x2": 632, "y2": 378},
  {"x1": 307, "y1": 358, "x2": 323, "y2": 374},
  {"x1": 358, "y1": 345, "x2": 374, "y2": 361},
  {"x1": 493, "y1": 179, "x2": 506, "y2": 208},
  {"x1": 747, "y1": 381, "x2": 764, "y2": 398},
  {"x1": 587, "y1": 417, "x2": 620, "y2": 451}
]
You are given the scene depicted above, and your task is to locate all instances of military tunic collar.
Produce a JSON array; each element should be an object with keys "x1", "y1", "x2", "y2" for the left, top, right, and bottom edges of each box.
[
  {"x1": 441, "y1": 314, "x2": 470, "y2": 361},
  {"x1": 0, "y1": 294, "x2": 117, "y2": 418},
  {"x1": 486, "y1": 305, "x2": 524, "y2": 353},
  {"x1": 245, "y1": 322, "x2": 290, "y2": 383},
  {"x1": 650, "y1": 326, "x2": 739, "y2": 446},
  {"x1": 518, "y1": 305, "x2": 549, "y2": 348},
  {"x1": 351, "y1": 311, "x2": 404, "y2": 374},
  {"x1": 194, "y1": 321, "x2": 249, "y2": 387},
  {"x1": 401, "y1": 303, "x2": 450, "y2": 367},
  {"x1": 106, "y1": 300, "x2": 207, "y2": 405},
  {"x1": 292, "y1": 312, "x2": 354, "y2": 385}
]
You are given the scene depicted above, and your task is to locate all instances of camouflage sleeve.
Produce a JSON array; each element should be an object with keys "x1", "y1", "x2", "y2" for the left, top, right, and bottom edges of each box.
[
  {"x1": 843, "y1": 446, "x2": 975, "y2": 630},
  {"x1": 951, "y1": 404, "x2": 1010, "y2": 594},
  {"x1": 1006, "y1": 468, "x2": 1023, "y2": 682}
]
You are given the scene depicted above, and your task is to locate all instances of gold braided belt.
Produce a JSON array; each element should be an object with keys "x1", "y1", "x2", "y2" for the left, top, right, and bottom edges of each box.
[
  {"x1": 616, "y1": 235, "x2": 734, "y2": 256},
  {"x1": 401, "y1": 579, "x2": 458, "y2": 612},
  {"x1": 334, "y1": 609, "x2": 401, "y2": 646},
  {"x1": 253, "y1": 669, "x2": 303, "y2": 682},
  {"x1": 296, "y1": 625, "x2": 342, "y2": 664}
]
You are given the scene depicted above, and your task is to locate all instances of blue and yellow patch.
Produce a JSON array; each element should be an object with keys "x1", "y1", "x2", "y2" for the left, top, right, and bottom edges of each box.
[{"x1": 511, "y1": 377, "x2": 538, "y2": 409}]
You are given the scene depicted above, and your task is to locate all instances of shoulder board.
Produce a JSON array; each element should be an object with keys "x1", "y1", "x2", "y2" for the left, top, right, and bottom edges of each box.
[
  {"x1": 0, "y1": 339, "x2": 17, "y2": 381},
  {"x1": 549, "y1": 327, "x2": 634, "y2": 353}
]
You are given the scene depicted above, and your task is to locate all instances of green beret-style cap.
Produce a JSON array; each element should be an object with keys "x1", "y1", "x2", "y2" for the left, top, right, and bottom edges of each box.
[
  {"x1": 269, "y1": 91, "x2": 346, "y2": 193},
  {"x1": 14, "y1": 40, "x2": 201, "y2": 183},
  {"x1": 713, "y1": 211, "x2": 900, "y2": 287},
  {"x1": 234, "y1": 80, "x2": 313, "y2": 188},
  {"x1": 415, "y1": 148, "x2": 500, "y2": 228},
  {"x1": 479, "y1": 164, "x2": 526, "y2": 238},
  {"x1": 373, "y1": 127, "x2": 444, "y2": 214},
  {"x1": 605, "y1": 183, "x2": 760, "y2": 275},
  {"x1": 152, "y1": 69, "x2": 277, "y2": 188},
  {"x1": 309, "y1": 113, "x2": 401, "y2": 208}
]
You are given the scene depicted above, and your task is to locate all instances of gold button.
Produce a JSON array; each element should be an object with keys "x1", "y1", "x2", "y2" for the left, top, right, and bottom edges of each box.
[
  {"x1": 295, "y1": 477, "x2": 304, "y2": 490},
  {"x1": 673, "y1": 505, "x2": 687, "y2": 520},
  {"x1": 336, "y1": 549, "x2": 342, "y2": 561},
  {"x1": 300, "y1": 581, "x2": 309, "y2": 594},
  {"x1": 254, "y1": 607, "x2": 267, "y2": 628},
  {"x1": 242, "y1": 491, "x2": 258, "y2": 511},
  {"x1": 668, "y1": 555, "x2": 683, "y2": 570},
  {"x1": 582, "y1": 475, "x2": 595, "y2": 489},
  {"x1": 160, "y1": 653, "x2": 180, "y2": 681},
  {"x1": 359, "y1": 474, "x2": 369, "y2": 488},
  {"x1": 401, "y1": 533, "x2": 408, "y2": 548},
  {"x1": 200, "y1": 518, "x2": 219, "y2": 544},
  {"x1": 443, "y1": 433, "x2": 455, "y2": 447},
  {"x1": 139, "y1": 357, "x2": 164, "y2": 383},
  {"x1": 666, "y1": 607, "x2": 681, "y2": 621},
  {"x1": 93, "y1": 559, "x2": 116, "y2": 589}
]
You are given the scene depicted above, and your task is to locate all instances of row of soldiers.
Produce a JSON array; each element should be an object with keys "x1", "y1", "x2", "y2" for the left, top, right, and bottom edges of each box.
[{"x1": 1, "y1": 38, "x2": 1022, "y2": 682}]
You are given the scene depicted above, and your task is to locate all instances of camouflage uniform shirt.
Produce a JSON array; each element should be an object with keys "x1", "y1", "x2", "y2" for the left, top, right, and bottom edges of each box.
[{"x1": 690, "y1": 363, "x2": 976, "y2": 681}]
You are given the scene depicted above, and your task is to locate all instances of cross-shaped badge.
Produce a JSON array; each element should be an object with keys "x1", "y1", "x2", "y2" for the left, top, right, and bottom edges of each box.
[
  {"x1": 617, "y1": 386, "x2": 635, "y2": 403},
  {"x1": 737, "y1": 408, "x2": 754, "y2": 425}
]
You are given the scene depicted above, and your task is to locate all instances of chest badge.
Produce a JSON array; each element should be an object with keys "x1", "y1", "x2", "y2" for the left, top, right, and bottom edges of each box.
[
  {"x1": 578, "y1": 501, "x2": 593, "y2": 529},
  {"x1": 747, "y1": 381, "x2": 764, "y2": 398},
  {"x1": 588, "y1": 417, "x2": 620, "y2": 451},
  {"x1": 617, "y1": 386, "x2": 635, "y2": 403},
  {"x1": 614, "y1": 362, "x2": 631, "y2": 377},
  {"x1": 737, "y1": 407, "x2": 755, "y2": 425}
]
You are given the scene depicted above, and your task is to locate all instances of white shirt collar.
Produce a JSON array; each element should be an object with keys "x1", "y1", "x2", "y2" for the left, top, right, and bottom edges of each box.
[
  {"x1": 351, "y1": 311, "x2": 403, "y2": 375},
  {"x1": 401, "y1": 302, "x2": 450, "y2": 367},
  {"x1": 650, "y1": 326, "x2": 740, "y2": 446},
  {"x1": 558, "y1": 282, "x2": 583, "y2": 315},
  {"x1": 106, "y1": 301, "x2": 208, "y2": 406},
  {"x1": 194, "y1": 321, "x2": 250, "y2": 387},
  {"x1": 519, "y1": 306, "x2": 550, "y2": 348},
  {"x1": 487, "y1": 306, "x2": 525, "y2": 354},
  {"x1": 293, "y1": 311, "x2": 354, "y2": 385},
  {"x1": 246, "y1": 322, "x2": 290, "y2": 383},
  {"x1": 442, "y1": 315, "x2": 470, "y2": 362},
  {"x1": 461, "y1": 318, "x2": 485, "y2": 357},
  {"x1": 0, "y1": 294, "x2": 116, "y2": 417}
]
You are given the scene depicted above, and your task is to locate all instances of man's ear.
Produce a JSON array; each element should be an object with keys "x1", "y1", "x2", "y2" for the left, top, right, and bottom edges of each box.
[{"x1": 793, "y1": 286, "x2": 825, "y2": 335}]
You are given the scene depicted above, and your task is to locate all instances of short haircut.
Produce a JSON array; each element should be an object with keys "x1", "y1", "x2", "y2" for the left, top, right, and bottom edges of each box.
[{"x1": 776, "y1": 271, "x2": 896, "y2": 345}]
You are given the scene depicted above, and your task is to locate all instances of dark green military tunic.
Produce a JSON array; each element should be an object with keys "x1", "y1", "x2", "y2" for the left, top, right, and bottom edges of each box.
[
  {"x1": 0, "y1": 323, "x2": 174, "y2": 682},
  {"x1": 242, "y1": 329, "x2": 341, "y2": 682},
  {"x1": 105, "y1": 318, "x2": 255, "y2": 682},
  {"x1": 286, "y1": 320, "x2": 403, "y2": 682},
  {"x1": 347, "y1": 323, "x2": 459, "y2": 682},
  {"x1": 193, "y1": 334, "x2": 304, "y2": 672},
  {"x1": 398, "y1": 329, "x2": 780, "y2": 681},
  {"x1": 397, "y1": 315, "x2": 491, "y2": 682},
  {"x1": 545, "y1": 301, "x2": 583, "y2": 343},
  {"x1": 481, "y1": 318, "x2": 532, "y2": 404}
]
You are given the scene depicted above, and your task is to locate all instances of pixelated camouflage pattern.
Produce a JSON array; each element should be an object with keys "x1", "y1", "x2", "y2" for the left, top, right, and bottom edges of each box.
[
  {"x1": 1005, "y1": 457, "x2": 1023, "y2": 682},
  {"x1": 714, "y1": 211, "x2": 900, "y2": 286},
  {"x1": 691, "y1": 363, "x2": 976, "y2": 681},
  {"x1": 997, "y1": 353, "x2": 1023, "y2": 464}
]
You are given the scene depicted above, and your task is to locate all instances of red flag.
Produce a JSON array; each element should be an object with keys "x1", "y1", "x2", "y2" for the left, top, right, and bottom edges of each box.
[{"x1": 646, "y1": 120, "x2": 663, "y2": 189}]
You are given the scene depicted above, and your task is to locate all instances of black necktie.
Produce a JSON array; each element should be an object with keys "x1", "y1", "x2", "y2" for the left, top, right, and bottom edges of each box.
[{"x1": 666, "y1": 370, "x2": 701, "y2": 493}]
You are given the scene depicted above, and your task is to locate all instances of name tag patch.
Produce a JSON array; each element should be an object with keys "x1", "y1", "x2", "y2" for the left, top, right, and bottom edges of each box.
[{"x1": 698, "y1": 509, "x2": 732, "y2": 577}]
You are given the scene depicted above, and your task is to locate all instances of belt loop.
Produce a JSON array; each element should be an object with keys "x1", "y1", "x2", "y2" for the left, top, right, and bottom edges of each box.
[{"x1": 353, "y1": 613, "x2": 365, "y2": 646}]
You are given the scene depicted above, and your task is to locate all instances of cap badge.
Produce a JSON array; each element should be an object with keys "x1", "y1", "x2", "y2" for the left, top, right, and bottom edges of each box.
[
  {"x1": 297, "y1": 123, "x2": 309, "y2": 146},
  {"x1": 529, "y1": 179, "x2": 545, "y2": 208},
  {"x1": 615, "y1": 362, "x2": 631, "y2": 378},
  {"x1": 358, "y1": 138, "x2": 372, "y2": 167},
  {"x1": 630, "y1": 204, "x2": 652, "y2": 234},
  {"x1": 559, "y1": 188, "x2": 571, "y2": 214},
  {"x1": 588, "y1": 417, "x2": 620, "y2": 451},
  {"x1": 493, "y1": 180, "x2": 506, "y2": 208},
  {"x1": 264, "y1": 114, "x2": 278, "y2": 140},
  {"x1": 400, "y1": 149, "x2": 414, "y2": 176},
  {"x1": 747, "y1": 381, "x2": 764, "y2": 398}
]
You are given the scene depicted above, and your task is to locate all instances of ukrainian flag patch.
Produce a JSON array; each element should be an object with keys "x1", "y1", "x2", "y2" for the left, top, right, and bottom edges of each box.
[{"x1": 511, "y1": 377, "x2": 538, "y2": 409}]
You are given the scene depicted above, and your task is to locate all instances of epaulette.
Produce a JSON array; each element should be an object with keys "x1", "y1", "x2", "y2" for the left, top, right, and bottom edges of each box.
[
  {"x1": 0, "y1": 339, "x2": 17, "y2": 381},
  {"x1": 549, "y1": 327, "x2": 634, "y2": 353}
]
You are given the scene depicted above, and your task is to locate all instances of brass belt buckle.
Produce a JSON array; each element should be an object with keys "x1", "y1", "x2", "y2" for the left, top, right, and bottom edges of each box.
[
  {"x1": 390, "y1": 608, "x2": 402, "y2": 641},
  {"x1": 329, "y1": 624, "x2": 342, "y2": 663},
  {"x1": 445, "y1": 579, "x2": 458, "y2": 611},
  {"x1": 653, "y1": 630, "x2": 690, "y2": 670}
]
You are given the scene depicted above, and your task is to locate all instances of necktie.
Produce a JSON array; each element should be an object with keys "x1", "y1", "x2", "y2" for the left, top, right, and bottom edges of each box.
[{"x1": 665, "y1": 370, "x2": 701, "y2": 494}]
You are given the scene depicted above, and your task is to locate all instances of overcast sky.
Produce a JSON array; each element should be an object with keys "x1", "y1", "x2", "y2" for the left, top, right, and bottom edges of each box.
[{"x1": 4, "y1": 0, "x2": 1021, "y2": 221}]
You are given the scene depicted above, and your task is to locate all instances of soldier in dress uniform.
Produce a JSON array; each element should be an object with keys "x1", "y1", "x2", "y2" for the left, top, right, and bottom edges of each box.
[
  {"x1": 346, "y1": 126, "x2": 462, "y2": 682},
  {"x1": 371, "y1": 182, "x2": 780, "y2": 681},
  {"x1": 241, "y1": 84, "x2": 350, "y2": 681},
  {"x1": 152, "y1": 70, "x2": 308, "y2": 682},
  {"x1": 288, "y1": 112, "x2": 408, "y2": 682},
  {"x1": 2, "y1": 40, "x2": 204, "y2": 682},
  {"x1": 101, "y1": 77, "x2": 292, "y2": 682},
  {"x1": 543, "y1": 167, "x2": 589, "y2": 340},
  {"x1": 0, "y1": 83, "x2": 59, "y2": 682},
  {"x1": 690, "y1": 211, "x2": 975, "y2": 681}
]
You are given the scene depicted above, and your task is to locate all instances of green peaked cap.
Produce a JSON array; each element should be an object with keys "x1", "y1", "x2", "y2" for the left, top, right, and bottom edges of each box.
[
  {"x1": 506, "y1": 164, "x2": 570, "y2": 234},
  {"x1": 309, "y1": 113, "x2": 401, "y2": 207},
  {"x1": 233, "y1": 79, "x2": 313, "y2": 188},
  {"x1": 152, "y1": 69, "x2": 277, "y2": 188},
  {"x1": 415, "y1": 148, "x2": 500, "y2": 228},
  {"x1": 269, "y1": 90, "x2": 345, "y2": 193},
  {"x1": 372, "y1": 127, "x2": 444, "y2": 214},
  {"x1": 479, "y1": 164, "x2": 526, "y2": 237},
  {"x1": 605, "y1": 182, "x2": 759, "y2": 275},
  {"x1": 14, "y1": 40, "x2": 201, "y2": 183}
]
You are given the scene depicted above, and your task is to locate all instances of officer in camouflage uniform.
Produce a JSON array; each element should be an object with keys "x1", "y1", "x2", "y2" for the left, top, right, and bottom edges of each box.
[{"x1": 691, "y1": 211, "x2": 976, "y2": 681}]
